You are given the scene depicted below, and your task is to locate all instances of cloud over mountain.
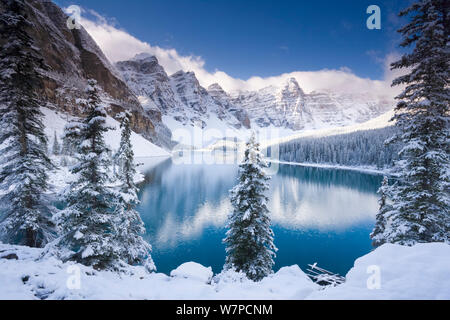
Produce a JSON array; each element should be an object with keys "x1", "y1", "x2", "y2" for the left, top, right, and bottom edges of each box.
[{"x1": 76, "y1": 8, "x2": 401, "y2": 98}]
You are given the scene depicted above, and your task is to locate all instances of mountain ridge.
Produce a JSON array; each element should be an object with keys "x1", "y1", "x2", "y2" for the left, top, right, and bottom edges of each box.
[
  {"x1": 1, "y1": 0, "x2": 394, "y2": 150},
  {"x1": 116, "y1": 54, "x2": 251, "y2": 130},
  {"x1": 116, "y1": 53, "x2": 394, "y2": 133}
]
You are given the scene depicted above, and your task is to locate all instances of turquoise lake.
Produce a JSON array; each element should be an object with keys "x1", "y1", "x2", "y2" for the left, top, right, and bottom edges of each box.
[{"x1": 137, "y1": 156, "x2": 383, "y2": 277}]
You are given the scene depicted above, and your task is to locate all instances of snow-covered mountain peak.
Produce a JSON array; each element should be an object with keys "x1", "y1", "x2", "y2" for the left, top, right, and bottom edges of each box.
[
  {"x1": 170, "y1": 70, "x2": 201, "y2": 87},
  {"x1": 117, "y1": 55, "x2": 166, "y2": 78},
  {"x1": 132, "y1": 52, "x2": 157, "y2": 61},
  {"x1": 115, "y1": 55, "x2": 251, "y2": 131},
  {"x1": 208, "y1": 83, "x2": 227, "y2": 95},
  {"x1": 116, "y1": 52, "x2": 394, "y2": 134},
  {"x1": 283, "y1": 77, "x2": 304, "y2": 95},
  {"x1": 230, "y1": 76, "x2": 392, "y2": 130}
]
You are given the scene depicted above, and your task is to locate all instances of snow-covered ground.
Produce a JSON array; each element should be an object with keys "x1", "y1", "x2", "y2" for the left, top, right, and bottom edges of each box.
[
  {"x1": 262, "y1": 109, "x2": 395, "y2": 149},
  {"x1": 42, "y1": 106, "x2": 171, "y2": 193},
  {"x1": 42, "y1": 107, "x2": 170, "y2": 158},
  {"x1": 0, "y1": 242, "x2": 448, "y2": 300},
  {"x1": 307, "y1": 243, "x2": 450, "y2": 300},
  {"x1": 163, "y1": 114, "x2": 296, "y2": 150},
  {"x1": 164, "y1": 110, "x2": 394, "y2": 153}
]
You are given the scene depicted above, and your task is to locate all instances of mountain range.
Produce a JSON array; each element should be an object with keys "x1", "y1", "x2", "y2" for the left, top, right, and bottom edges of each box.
[
  {"x1": 4, "y1": 0, "x2": 394, "y2": 150},
  {"x1": 116, "y1": 53, "x2": 394, "y2": 135}
]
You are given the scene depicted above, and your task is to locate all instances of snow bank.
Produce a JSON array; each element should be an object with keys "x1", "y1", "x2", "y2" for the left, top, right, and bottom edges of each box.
[
  {"x1": 0, "y1": 243, "x2": 316, "y2": 300},
  {"x1": 0, "y1": 242, "x2": 448, "y2": 300},
  {"x1": 42, "y1": 107, "x2": 170, "y2": 158},
  {"x1": 308, "y1": 243, "x2": 450, "y2": 300},
  {"x1": 170, "y1": 262, "x2": 213, "y2": 284},
  {"x1": 214, "y1": 266, "x2": 317, "y2": 300}
]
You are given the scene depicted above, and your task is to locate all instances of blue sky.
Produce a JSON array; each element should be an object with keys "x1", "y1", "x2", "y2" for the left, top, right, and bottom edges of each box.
[{"x1": 55, "y1": 0, "x2": 410, "y2": 82}]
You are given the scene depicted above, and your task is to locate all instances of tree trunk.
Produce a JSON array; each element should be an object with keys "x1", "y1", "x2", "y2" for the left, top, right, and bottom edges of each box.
[{"x1": 25, "y1": 227, "x2": 37, "y2": 248}]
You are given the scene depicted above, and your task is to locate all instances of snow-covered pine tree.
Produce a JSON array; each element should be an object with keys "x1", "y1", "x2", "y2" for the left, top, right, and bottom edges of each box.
[
  {"x1": 52, "y1": 131, "x2": 60, "y2": 156},
  {"x1": 0, "y1": 0, "x2": 55, "y2": 247},
  {"x1": 56, "y1": 79, "x2": 119, "y2": 270},
  {"x1": 113, "y1": 111, "x2": 155, "y2": 271},
  {"x1": 61, "y1": 132, "x2": 72, "y2": 156},
  {"x1": 378, "y1": 0, "x2": 449, "y2": 245},
  {"x1": 223, "y1": 133, "x2": 277, "y2": 281},
  {"x1": 371, "y1": 176, "x2": 392, "y2": 247}
]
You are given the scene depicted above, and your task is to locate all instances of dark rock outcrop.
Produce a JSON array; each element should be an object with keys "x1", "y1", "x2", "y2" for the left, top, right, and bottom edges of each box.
[{"x1": 1, "y1": 253, "x2": 18, "y2": 260}]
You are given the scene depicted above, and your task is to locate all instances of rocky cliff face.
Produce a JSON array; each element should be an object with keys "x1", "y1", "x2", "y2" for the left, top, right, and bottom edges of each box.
[
  {"x1": 115, "y1": 54, "x2": 180, "y2": 114},
  {"x1": 116, "y1": 54, "x2": 251, "y2": 130},
  {"x1": 231, "y1": 78, "x2": 393, "y2": 131},
  {"x1": 117, "y1": 55, "x2": 393, "y2": 133},
  {"x1": 1, "y1": 0, "x2": 172, "y2": 149},
  {"x1": 208, "y1": 83, "x2": 251, "y2": 129},
  {"x1": 1, "y1": 0, "x2": 393, "y2": 149}
]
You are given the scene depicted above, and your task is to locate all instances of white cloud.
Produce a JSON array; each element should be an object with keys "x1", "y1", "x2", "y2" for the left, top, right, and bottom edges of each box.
[{"x1": 77, "y1": 9, "x2": 401, "y2": 98}]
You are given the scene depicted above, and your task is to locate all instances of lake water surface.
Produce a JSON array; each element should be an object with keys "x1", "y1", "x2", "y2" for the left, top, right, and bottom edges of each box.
[{"x1": 137, "y1": 156, "x2": 383, "y2": 277}]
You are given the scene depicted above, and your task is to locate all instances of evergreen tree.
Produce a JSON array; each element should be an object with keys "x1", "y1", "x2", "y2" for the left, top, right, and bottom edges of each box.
[
  {"x1": 0, "y1": 0, "x2": 55, "y2": 247},
  {"x1": 52, "y1": 131, "x2": 60, "y2": 155},
  {"x1": 277, "y1": 127, "x2": 400, "y2": 168},
  {"x1": 113, "y1": 111, "x2": 155, "y2": 271},
  {"x1": 223, "y1": 133, "x2": 277, "y2": 281},
  {"x1": 56, "y1": 79, "x2": 118, "y2": 270},
  {"x1": 377, "y1": 0, "x2": 449, "y2": 245},
  {"x1": 61, "y1": 133, "x2": 72, "y2": 156},
  {"x1": 371, "y1": 176, "x2": 392, "y2": 247}
]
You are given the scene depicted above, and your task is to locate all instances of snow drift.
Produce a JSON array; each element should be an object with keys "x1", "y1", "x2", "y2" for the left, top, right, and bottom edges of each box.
[{"x1": 0, "y1": 242, "x2": 448, "y2": 300}]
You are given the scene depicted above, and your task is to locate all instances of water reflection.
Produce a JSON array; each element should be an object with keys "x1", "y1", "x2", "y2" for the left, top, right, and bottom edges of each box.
[
  {"x1": 276, "y1": 164, "x2": 382, "y2": 194},
  {"x1": 270, "y1": 167, "x2": 379, "y2": 231},
  {"x1": 137, "y1": 158, "x2": 383, "y2": 274},
  {"x1": 139, "y1": 160, "x2": 381, "y2": 245},
  {"x1": 138, "y1": 159, "x2": 235, "y2": 247}
]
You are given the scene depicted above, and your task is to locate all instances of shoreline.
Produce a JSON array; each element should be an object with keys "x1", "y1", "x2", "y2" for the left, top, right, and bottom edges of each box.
[{"x1": 267, "y1": 159, "x2": 394, "y2": 176}]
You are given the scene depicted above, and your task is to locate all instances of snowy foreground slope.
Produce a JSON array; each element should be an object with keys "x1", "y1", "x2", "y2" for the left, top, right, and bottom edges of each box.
[
  {"x1": 0, "y1": 243, "x2": 448, "y2": 300},
  {"x1": 307, "y1": 243, "x2": 450, "y2": 300}
]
